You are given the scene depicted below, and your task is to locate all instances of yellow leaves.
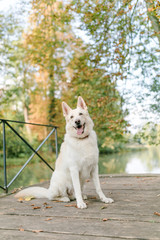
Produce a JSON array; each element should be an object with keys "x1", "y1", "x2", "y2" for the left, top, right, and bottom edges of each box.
[
  {"x1": 101, "y1": 205, "x2": 107, "y2": 210},
  {"x1": 102, "y1": 137, "x2": 115, "y2": 149},
  {"x1": 148, "y1": 8, "x2": 154, "y2": 12},
  {"x1": 17, "y1": 196, "x2": 35, "y2": 202},
  {"x1": 25, "y1": 196, "x2": 35, "y2": 201},
  {"x1": 11, "y1": 187, "x2": 22, "y2": 194},
  {"x1": 97, "y1": 96, "x2": 110, "y2": 107}
]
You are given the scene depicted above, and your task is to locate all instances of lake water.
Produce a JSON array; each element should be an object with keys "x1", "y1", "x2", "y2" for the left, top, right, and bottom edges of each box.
[
  {"x1": 0, "y1": 147, "x2": 160, "y2": 194},
  {"x1": 99, "y1": 146, "x2": 160, "y2": 174}
]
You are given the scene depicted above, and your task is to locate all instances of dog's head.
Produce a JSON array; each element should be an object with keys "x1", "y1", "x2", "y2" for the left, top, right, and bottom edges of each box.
[{"x1": 62, "y1": 96, "x2": 94, "y2": 139}]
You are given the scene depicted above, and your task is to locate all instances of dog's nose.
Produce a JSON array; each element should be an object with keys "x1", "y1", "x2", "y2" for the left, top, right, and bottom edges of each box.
[{"x1": 75, "y1": 120, "x2": 81, "y2": 125}]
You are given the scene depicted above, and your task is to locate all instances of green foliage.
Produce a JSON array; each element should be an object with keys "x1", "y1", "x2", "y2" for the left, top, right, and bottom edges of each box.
[
  {"x1": 64, "y1": 48, "x2": 128, "y2": 150},
  {"x1": 70, "y1": 0, "x2": 160, "y2": 118},
  {"x1": 0, "y1": 6, "x2": 34, "y2": 127},
  {"x1": 0, "y1": 0, "x2": 159, "y2": 160},
  {"x1": 135, "y1": 122, "x2": 160, "y2": 145},
  {"x1": 0, "y1": 123, "x2": 31, "y2": 158},
  {"x1": 72, "y1": 0, "x2": 159, "y2": 76}
]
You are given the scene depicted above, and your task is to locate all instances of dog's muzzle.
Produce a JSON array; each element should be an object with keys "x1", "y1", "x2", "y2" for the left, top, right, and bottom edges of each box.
[{"x1": 74, "y1": 121, "x2": 85, "y2": 135}]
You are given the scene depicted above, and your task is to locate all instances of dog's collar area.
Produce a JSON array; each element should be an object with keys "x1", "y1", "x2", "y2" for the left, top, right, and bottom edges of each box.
[{"x1": 77, "y1": 134, "x2": 89, "y2": 140}]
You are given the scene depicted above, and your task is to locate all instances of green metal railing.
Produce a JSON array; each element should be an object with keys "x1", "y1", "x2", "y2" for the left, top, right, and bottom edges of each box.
[{"x1": 0, "y1": 119, "x2": 58, "y2": 193}]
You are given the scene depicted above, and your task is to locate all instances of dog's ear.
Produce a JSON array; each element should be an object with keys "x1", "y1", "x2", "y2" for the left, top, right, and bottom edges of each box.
[
  {"x1": 62, "y1": 102, "x2": 71, "y2": 117},
  {"x1": 77, "y1": 96, "x2": 87, "y2": 110}
]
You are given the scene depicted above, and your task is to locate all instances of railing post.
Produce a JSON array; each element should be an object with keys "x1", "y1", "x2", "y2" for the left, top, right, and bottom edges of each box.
[
  {"x1": 2, "y1": 121, "x2": 8, "y2": 193},
  {"x1": 55, "y1": 127, "x2": 58, "y2": 159}
]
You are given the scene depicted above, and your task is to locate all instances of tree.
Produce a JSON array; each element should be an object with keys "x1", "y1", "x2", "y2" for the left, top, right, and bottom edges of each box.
[
  {"x1": 0, "y1": 9, "x2": 34, "y2": 135},
  {"x1": 63, "y1": 46, "x2": 128, "y2": 150},
  {"x1": 24, "y1": 0, "x2": 74, "y2": 125},
  {"x1": 23, "y1": 0, "x2": 129, "y2": 150},
  {"x1": 71, "y1": 0, "x2": 160, "y2": 129},
  {"x1": 135, "y1": 122, "x2": 160, "y2": 145}
]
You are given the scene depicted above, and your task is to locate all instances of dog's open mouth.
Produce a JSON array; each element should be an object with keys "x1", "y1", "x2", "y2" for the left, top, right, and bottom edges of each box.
[{"x1": 74, "y1": 123, "x2": 85, "y2": 135}]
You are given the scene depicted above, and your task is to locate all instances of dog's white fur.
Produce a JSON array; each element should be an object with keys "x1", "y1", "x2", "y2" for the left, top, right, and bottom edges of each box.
[{"x1": 15, "y1": 97, "x2": 114, "y2": 209}]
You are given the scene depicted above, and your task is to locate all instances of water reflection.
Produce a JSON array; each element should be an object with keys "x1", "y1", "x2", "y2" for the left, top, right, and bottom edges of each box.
[
  {"x1": 1, "y1": 147, "x2": 160, "y2": 194},
  {"x1": 0, "y1": 163, "x2": 53, "y2": 194},
  {"x1": 99, "y1": 147, "x2": 160, "y2": 174},
  {"x1": 126, "y1": 158, "x2": 148, "y2": 174}
]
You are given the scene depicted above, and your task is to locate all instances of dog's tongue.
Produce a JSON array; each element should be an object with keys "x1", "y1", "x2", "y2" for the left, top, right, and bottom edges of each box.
[{"x1": 77, "y1": 126, "x2": 83, "y2": 135}]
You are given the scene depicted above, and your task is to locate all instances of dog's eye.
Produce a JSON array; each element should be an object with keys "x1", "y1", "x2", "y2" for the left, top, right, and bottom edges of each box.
[
  {"x1": 70, "y1": 115, "x2": 74, "y2": 119},
  {"x1": 79, "y1": 113, "x2": 83, "y2": 116}
]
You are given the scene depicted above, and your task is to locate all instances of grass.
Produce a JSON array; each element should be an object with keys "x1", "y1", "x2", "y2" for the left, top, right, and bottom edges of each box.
[{"x1": 0, "y1": 153, "x2": 56, "y2": 168}]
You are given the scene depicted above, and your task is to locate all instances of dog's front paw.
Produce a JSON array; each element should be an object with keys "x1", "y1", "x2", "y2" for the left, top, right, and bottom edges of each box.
[
  {"x1": 101, "y1": 197, "x2": 114, "y2": 204},
  {"x1": 77, "y1": 201, "x2": 87, "y2": 209}
]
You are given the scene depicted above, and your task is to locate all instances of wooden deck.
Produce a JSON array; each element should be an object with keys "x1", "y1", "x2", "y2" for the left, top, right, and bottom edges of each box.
[{"x1": 0, "y1": 175, "x2": 160, "y2": 240}]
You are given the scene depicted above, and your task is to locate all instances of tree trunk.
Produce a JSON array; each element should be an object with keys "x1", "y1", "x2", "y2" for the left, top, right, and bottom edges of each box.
[
  {"x1": 145, "y1": 0, "x2": 160, "y2": 45},
  {"x1": 24, "y1": 106, "x2": 31, "y2": 137}
]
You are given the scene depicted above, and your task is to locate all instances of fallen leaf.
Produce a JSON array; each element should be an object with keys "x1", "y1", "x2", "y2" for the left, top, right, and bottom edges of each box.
[
  {"x1": 45, "y1": 218, "x2": 52, "y2": 221},
  {"x1": 18, "y1": 198, "x2": 24, "y2": 203},
  {"x1": 64, "y1": 204, "x2": 77, "y2": 208},
  {"x1": 12, "y1": 187, "x2": 22, "y2": 194},
  {"x1": 19, "y1": 228, "x2": 24, "y2": 231},
  {"x1": 43, "y1": 202, "x2": 48, "y2": 205},
  {"x1": 45, "y1": 206, "x2": 52, "y2": 209},
  {"x1": 32, "y1": 230, "x2": 43, "y2": 233},
  {"x1": 89, "y1": 196, "x2": 97, "y2": 199},
  {"x1": 101, "y1": 206, "x2": 107, "y2": 210},
  {"x1": 32, "y1": 206, "x2": 41, "y2": 210},
  {"x1": 102, "y1": 218, "x2": 108, "y2": 221},
  {"x1": 154, "y1": 212, "x2": 160, "y2": 216},
  {"x1": 30, "y1": 204, "x2": 35, "y2": 206},
  {"x1": 25, "y1": 196, "x2": 35, "y2": 201}
]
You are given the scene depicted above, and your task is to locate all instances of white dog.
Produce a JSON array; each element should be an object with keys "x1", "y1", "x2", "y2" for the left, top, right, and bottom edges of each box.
[{"x1": 15, "y1": 96, "x2": 114, "y2": 209}]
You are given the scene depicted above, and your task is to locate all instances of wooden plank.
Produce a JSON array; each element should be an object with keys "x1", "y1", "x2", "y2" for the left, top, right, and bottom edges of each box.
[
  {"x1": 0, "y1": 176, "x2": 160, "y2": 240},
  {"x1": 0, "y1": 214, "x2": 160, "y2": 239},
  {"x1": 0, "y1": 229, "x2": 114, "y2": 240},
  {"x1": 1, "y1": 195, "x2": 160, "y2": 223}
]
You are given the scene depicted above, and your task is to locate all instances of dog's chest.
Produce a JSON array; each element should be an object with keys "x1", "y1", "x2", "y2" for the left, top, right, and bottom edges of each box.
[
  {"x1": 74, "y1": 144, "x2": 97, "y2": 179},
  {"x1": 66, "y1": 135, "x2": 98, "y2": 167}
]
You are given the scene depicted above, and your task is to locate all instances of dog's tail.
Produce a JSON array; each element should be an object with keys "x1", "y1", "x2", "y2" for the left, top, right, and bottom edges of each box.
[{"x1": 14, "y1": 186, "x2": 49, "y2": 199}]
